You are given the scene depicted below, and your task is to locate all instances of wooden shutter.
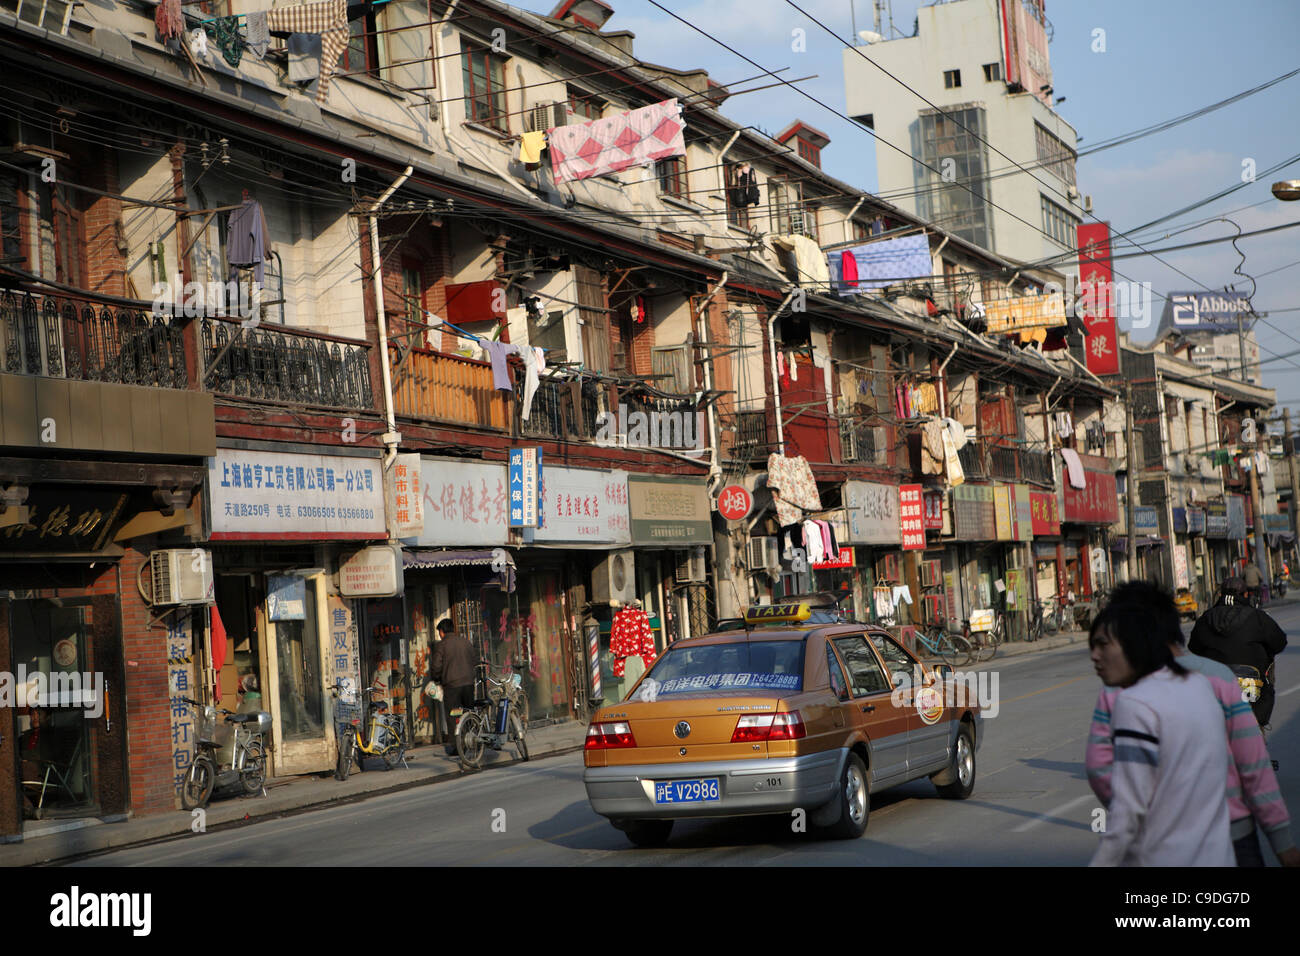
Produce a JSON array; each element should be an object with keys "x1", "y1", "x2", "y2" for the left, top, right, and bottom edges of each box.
[{"x1": 575, "y1": 264, "x2": 609, "y2": 372}]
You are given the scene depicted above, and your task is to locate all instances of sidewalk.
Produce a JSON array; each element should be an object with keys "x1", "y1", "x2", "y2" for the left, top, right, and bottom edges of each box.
[{"x1": 3, "y1": 720, "x2": 588, "y2": 867}]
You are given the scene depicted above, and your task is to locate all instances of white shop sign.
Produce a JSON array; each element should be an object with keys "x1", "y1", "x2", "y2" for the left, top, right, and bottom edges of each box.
[
  {"x1": 417, "y1": 459, "x2": 509, "y2": 547},
  {"x1": 209, "y1": 449, "x2": 385, "y2": 540},
  {"x1": 532, "y1": 466, "x2": 630, "y2": 545},
  {"x1": 843, "y1": 481, "x2": 902, "y2": 546},
  {"x1": 340, "y1": 545, "x2": 405, "y2": 598}
]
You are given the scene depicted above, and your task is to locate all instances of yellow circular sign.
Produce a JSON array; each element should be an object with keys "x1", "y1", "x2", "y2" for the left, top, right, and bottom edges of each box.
[{"x1": 916, "y1": 685, "x2": 945, "y2": 725}]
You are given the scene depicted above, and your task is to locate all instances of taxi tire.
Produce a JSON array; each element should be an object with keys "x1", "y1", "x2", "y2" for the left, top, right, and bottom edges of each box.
[
  {"x1": 934, "y1": 724, "x2": 976, "y2": 799},
  {"x1": 620, "y1": 819, "x2": 674, "y2": 847},
  {"x1": 824, "y1": 753, "x2": 870, "y2": 840}
]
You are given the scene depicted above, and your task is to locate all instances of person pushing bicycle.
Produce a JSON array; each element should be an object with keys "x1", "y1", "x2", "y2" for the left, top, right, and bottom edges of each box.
[{"x1": 431, "y1": 618, "x2": 476, "y2": 756}]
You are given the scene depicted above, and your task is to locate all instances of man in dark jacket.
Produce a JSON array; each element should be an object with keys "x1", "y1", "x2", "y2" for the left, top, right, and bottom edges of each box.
[
  {"x1": 431, "y1": 618, "x2": 478, "y2": 755},
  {"x1": 1190, "y1": 577, "x2": 1288, "y2": 725}
]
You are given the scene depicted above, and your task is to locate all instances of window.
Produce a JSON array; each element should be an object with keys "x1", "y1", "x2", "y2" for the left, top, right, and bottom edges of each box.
[
  {"x1": 656, "y1": 156, "x2": 687, "y2": 199},
  {"x1": 870, "y1": 633, "x2": 918, "y2": 687},
  {"x1": 462, "y1": 43, "x2": 509, "y2": 131},
  {"x1": 3, "y1": 0, "x2": 76, "y2": 33},
  {"x1": 641, "y1": 640, "x2": 805, "y2": 695},
  {"x1": 982, "y1": 62, "x2": 1002, "y2": 82},
  {"x1": 344, "y1": 10, "x2": 380, "y2": 76},
  {"x1": 574, "y1": 263, "x2": 610, "y2": 373},
  {"x1": 943, "y1": 69, "x2": 962, "y2": 89},
  {"x1": 852, "y1": 220, "x2": 870, "y2": 241},
  {"x1": 802, "y1": 203, "x2": 819, "y2": 243},
  {"x1": 826, "y1": 644, "x2": 850, "y2": 701},
  {"x1": 567, "y1": 87, "x2": 602, "y2": 121},
  {"x1": 915, "y1": 106, "x2": 994, "y2": 249},
  {"x1": 796, "y1": 138, "x2": 821, "y2": 168},
  {"x1": 401, "y1": 262, "x2": 423, "y2": 341},
  {"x1": 1040, "y1": 195, "x2": 1080, "y2": 247},
  {"x1": 769, "y1": 175, "x2": 796, "y2": 234},
  {"x1": 832, "y1": 636, "x2": 891, "y2": 696},
  {"x1": 1034, "y1": 122, "x2": 1077, "y2": 187},
  {"x1": 0, "y1": 170, "x2": 26, "y2": 268}
]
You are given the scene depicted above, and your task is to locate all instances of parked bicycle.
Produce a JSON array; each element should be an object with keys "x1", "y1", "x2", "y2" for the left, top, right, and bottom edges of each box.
[
  {"x1": 967, "y1": 611, "x2": 1004, "y2": 663},
  {"x1": 914, "y1": 621, "x2": 975, "y2": 667},
  {"x1": 454, "y1": 661, "x2": 529, "y2": 771},
  {"x1": 179, "y1": 697, "x2": 269, "y2": 810},
  {"x1": 332, "y1": 679, "x2": 408, "y2": 781}
]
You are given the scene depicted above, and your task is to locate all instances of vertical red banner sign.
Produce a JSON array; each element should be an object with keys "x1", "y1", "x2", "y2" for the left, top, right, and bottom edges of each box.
[
  {"x1": 1076, "y1": 222, "x2": 1120, "y2": 376},
  {"x1": 900, "y1": 484, "x2": 925, "y2": 550}
]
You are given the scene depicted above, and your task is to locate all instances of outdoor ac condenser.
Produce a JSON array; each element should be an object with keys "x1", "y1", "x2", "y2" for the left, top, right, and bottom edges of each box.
[
  {"x1": 674, "y1": 548, "x2": 707, "y2": 584},
  {"x1": 591, "y1": 549, "x2": 636, "y2": 605},
  {"x1": 746, "y1": 536, "x2": 779, "y2": 572},
  {"x1": 149, "y1": 549, "x2": 215, "y2": 606}
]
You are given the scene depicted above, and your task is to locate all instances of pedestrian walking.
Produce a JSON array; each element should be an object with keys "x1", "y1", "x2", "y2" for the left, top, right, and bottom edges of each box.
[
  {"x1": 1189, "y1": 577, "x2": 1288, "y2": 726},
  {"x1": 430, "y1": 618, "x2": 477, "y2": 756},
  {"x1": 1242, "y1": 558, "x2": 1264, "y2": 606},
  {"x1": 1087, "y1": 581, "x2": 1298, "y2": 867},
  {"x1": 1087, "y1": 593, "x2": 1234, "y2": 866}
]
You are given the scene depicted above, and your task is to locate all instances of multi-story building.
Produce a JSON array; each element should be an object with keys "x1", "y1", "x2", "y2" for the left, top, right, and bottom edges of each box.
[
  {"x1": 1, "y1": 0, "x2": 1113, "y2": 840},
  {"x1": 843, "y1": 0, "x2": 1086, "y2": 271}
]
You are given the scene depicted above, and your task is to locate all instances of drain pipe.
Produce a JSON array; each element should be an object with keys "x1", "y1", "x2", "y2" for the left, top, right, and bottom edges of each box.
[
  {"x1": 370, "y1": 165, "x2": 413, "y2": 482},
  {"x1": 767, "y1": 287, "x2": 799, "y2": 455}
]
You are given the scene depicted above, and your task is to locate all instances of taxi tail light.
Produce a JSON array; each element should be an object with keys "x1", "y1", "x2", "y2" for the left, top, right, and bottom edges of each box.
[
  {"x1": 585, "y1": 721, "x2": 637, "y2": 750},
  {"x1": 730, "y1": 711, "x2": 805, "y2": 743}
]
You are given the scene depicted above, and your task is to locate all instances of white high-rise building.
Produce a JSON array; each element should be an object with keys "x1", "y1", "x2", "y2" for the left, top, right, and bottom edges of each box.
[{"x1": 844, "y1": 0, "x2": 1086, "y2": 270}]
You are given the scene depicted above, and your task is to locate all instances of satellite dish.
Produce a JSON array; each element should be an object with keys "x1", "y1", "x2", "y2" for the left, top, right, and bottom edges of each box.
[{"x1": 858, "y1": 30, "x2": 883, "y2": 44}]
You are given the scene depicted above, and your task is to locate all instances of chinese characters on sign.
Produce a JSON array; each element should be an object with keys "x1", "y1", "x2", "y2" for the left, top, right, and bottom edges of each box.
[
  {"x1": 1061, "y1": 455, "x2": 1119, "y2": 524},
  {"x1": 418, "y1": 460, "x2": 509, "y2": 546},
  {"x1": 1076, "y1": 222, "x2": 1120, "y2": 376},
  {"x1": 508, "y1": 447, "x2": 543, "y2": 528},
  {"x1": 1029, "y1": 491, "x2": 1061, "y2": 536},
  {"x1": 717, "y1": 484, "x2": 753, "y2": 522},
  {"x1": 812, "y1": 547, "x2": 855, "y2": 570},
  {"x1": 923, "y1": 491, "x2": 944, "y2": 530},
  {"x1": 167, "y1": 614, "x2": 196, "y2": 797},
  {"x1": 899, "y1": 484, "x2": 925, "y2": 550},
  {"x1": 983, "y1": 291, "x2": 1067, "y2": 335},
  {"x1": 533, "y1": 467, "x2": 631, "y2": 544},
  {"x1": 389, "y1": 453, "x2": 424, "y2": 538},
  {"x1": 0, "y1": 489, "x2": 128, "y2": 553}
]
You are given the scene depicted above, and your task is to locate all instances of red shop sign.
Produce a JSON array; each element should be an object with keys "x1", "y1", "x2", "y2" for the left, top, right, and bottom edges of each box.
[
  {"x1": 900, "y1": 484, "x2": 925, "y2": 550},
  {"x1": 813, "y1": 547, "x2": 855, "y2": 570},
  {"x1": 1062, "y1": 456, "x2": 1119, "y2": 524},
  {"x1": 923, "y1": 491, "x2": 944, "y2": 530},
  {"x1": 1077, "y1": 223, "x2": 1120, "y2": 377},
  {"x1": 1029, "y1": 491, "x2": 1060, "y2": 536},
  {"x1": 716, "y1": 484, "x2": 752, "y2": 522}
]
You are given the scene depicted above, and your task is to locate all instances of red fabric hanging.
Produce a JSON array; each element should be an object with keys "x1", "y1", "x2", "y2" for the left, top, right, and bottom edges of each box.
[
  {"x1": 840, "y1": 250, "x2": 859, "y2": 291},
  {"x1": 610, "y1": 607, "x2": 656, "y2": 678},
  {"x1": 210, "y1": 604, "x2": 228, "y2": 702}
]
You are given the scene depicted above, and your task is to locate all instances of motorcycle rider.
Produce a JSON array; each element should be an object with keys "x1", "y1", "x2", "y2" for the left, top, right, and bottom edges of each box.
[
  {"x1": 1241, "y1": 555, "x2": 1264, "y2": 606},
  {"x1": 1189, "y1": 577, "x2": 1288, "y2": 726}
]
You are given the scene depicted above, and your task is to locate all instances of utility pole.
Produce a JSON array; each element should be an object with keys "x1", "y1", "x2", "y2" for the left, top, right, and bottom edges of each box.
[
  {"x1": 1125, "y1": 381, "x2": 1138, "y2": 581},
  {"x1": 1287, "y1": 409, "x2": 1300, "y2": 549},
  {"x1": 1243, "y1": 415, "x2": 1271, "y2": 583}
]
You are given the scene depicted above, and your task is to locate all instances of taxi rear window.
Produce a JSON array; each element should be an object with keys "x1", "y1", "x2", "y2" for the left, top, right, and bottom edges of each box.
[{"x1": 634, "y1": 641, "x2": 804, "y2": 696}]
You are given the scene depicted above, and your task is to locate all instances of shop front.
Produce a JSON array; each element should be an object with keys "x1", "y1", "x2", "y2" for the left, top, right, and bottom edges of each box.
[
  {"x1": 206, "y1": 445, "x2": 386, "y2": 775},
  {"x1": 1173, "y1": 507, "x2": 1211, "y2": 607},
  {"x1": 841, "y1": 480, "x2": 907, "y2": 631},
  {"x1": 1060, "y1": 454, "x2": 1120, "y2": 603},
  {"x1": 948, "y1": 484, "x2": 999, "y2": 637}
]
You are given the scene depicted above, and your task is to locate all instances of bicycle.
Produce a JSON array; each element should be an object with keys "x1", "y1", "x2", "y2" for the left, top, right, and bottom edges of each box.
[
  {"x1": 454, "y1": 661, "x2": 529, "y2": 771},
  {"x1": 967, "y1": 612, "x2": 1004, "y2": 663},
  {"x1": 914, "y1": 621, "x2": 975, "y2": 667},
  {"x1": 331, "y1": 680, "x2": 407, "y2": 781},
  {"x1": 179, "y1": 697, "x2": 269, "y2": 810}
]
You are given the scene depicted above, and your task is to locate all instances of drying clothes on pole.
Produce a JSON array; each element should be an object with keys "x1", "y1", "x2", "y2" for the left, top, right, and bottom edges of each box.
[
  {"x1": 155, "y1": 0, "x2": 185, "y2": 41},
  {"x1": 190, "y1": 27, "x2": 209, "y2": 58},
  {"x1": 942, "y1": 426, "x2": 965, "y2": 486},
  {"x1": 921, "y1": 420, "x2": 946, "y2": 475},
  {"x1": 480, "y1": 340, "x2": 515, "y2": 391},
  {"x1": 610, "y1": 606, "x2": 656, "y2": 678},
  {"x1": 892, "y1": 585, "x2": 913, "y2": 609},
  {"x1": 635, "y1": 295, "x2": 647, "y2": 324},
  {"x1": 265, "y1": 0, "x2": 348, "y2": 104},
  {"x1": 245, "y1": 10, "x2": 270, "y2": 58},
  {"x1": 765, "y1": 453, "x2": 821, "y2": 528},
  {"x1": 547, "y1": 98, "x2": 686, "y2": 184},
  {"x1": 203, "y1": 16, "x2": 246, "y2": 67},
  {"x1": 772, "y1": 234, "x2": 830, "y2": 288},
  {"x1": 801, "y1": 519, "x2": 826, "y2": 564},
  {"x1": 226, "y1": 197, "x2": 272, "y2": 283},
  {"x1": 827, "y1": 233, "x2": 933, "y2": 296},
  {"x1": 728, "y1": 164, "x2": 760, "y2": 207},
  {"x1": 521, "y1": 347, "x2": 545, "y2": 422},
  {"x1": 1060, "y1": 447, "x2": 1087, "y2": 490},
  {"x1": 287, "y1": 32, "x2": 322, "y2": 82},
  {"x1": 518, "y1": 130, "x2": 547, "y2": 165},
  {"x1": 1056, "y1": 412, "x2": 1073, "y2": 438}
]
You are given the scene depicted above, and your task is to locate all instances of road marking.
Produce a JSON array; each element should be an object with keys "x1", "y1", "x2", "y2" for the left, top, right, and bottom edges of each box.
[
  {"x1": 1010, "y1": 794, "x2": 1093, "y2": 833},
  {"x1": 1000, "y1": 674, "x2": 1093, "y2": 705}
]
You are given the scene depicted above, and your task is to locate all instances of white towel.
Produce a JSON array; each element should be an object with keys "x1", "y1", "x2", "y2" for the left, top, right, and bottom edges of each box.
[{"x1": 1060, "y1": 447, "x2": 1087, "y2": 490}]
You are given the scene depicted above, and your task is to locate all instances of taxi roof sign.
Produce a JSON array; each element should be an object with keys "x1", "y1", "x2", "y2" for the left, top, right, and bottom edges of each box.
[{"x1": 744, "y1": 603, "x2": 812, "y2": 625}]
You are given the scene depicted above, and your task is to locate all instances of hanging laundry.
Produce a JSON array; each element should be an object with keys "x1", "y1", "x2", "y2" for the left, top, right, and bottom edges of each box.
[
  {"x1": 921, "y1": 420, "x2": 946, "y2": 475},
  {"x1": 873, "y1": 587, "x2": 895, "y2": 620},
  {"x1": 287, "y1": 32, "x2": 322, "y2": 82},
  {"x1": 520, "y1": 346, "x2": 543, "y2": 422},
  {"x1": 610, "y1": 606, "x2": 656, "y2": 678},
  {"x1": 891, "y1": 585, "x2": 913, "y2": 609},
  {"x1": 265, "y1": 0, "x2": 349, "y2": 105},
  {"x1": 547, "y1": 98, "x2": 685, "y2": 184},
  {"x1": 1060, "y1": 447, "x2": 1087, "y2": 490},
  {"x1": 816, "y1": 519, "x2": 836, "y2": 560},
  {"x1": 226, "y1": 197, "x2": 272, "y2": 283},
  {"x1": 209, "y1": 604, "x2": 228, "y2": 702},
  {"x1": 943, "y1": 417, "x2": 968, "y2": 451},
  {"x1": 245, "y1": 10, "x2": 270, "y2": 58},
  {"x1": 190, "y1": 27, "x2": 209, "y2": 58},
  {"x1": 780, "y1": 523, "x2": 804, "y2": 558},
  {"x1": 155, "y1": 0, "x2": 185, "y2": 41},
  {"x1": 942, "y1": 427, "x2": 965, "y2": 486},
  {"x1": 772, "y1": 234, "x2": 830, "y2": 288},
  {"x1": 802, "y1": 519, "x2": 826, "y2": 564},
  {"x1": 635, "y1": 295, "x2": 647, "y2": 324},
  {"x1": 203, "y1": 16, "x2": 246, "y2": 67},
  {"x1": 826, "y1": 234, "x2": 932, "y2": 296},
  {"x1": 839, "y1": 249, "x2": 859, "y2": 294},
  {"x1": 518, "y1": 130, "x2": 547, "y2": 165},
  {"x1": 915, "y1": 383, "x2": 939, "y2": 415},
  {"x1": 765, "y1": 453, "x2": 821, "y2": 528},
  {"x1": 787, "y1": 350, "x2": 799, "y2": 382},
  {"x1": 1056, "y1": 412, "x2": 1073, "y2": 439},
  {"x1": 728, "y1": 164, "x2": 760, "y2": 207},
  {"x1": 480, "y1": 340, "x2": 515, "y2": 391}
]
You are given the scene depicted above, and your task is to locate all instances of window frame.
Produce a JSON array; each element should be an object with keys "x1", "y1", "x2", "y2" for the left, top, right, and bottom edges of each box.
[
  {"x1": 656, "y1": 155, "x2": 687, "y2": 200},
  {"x1": 796, "y1": 138, "x2": 821, "y2": 168},
  {"x1": 943, "y1": 69, "x2": 962, "y2": 89},
  {"x1": 982, "y1": 62, "x2": 1002, "y2": 82},
  {"x1": 831, "y1": 634, "x2": 892, "y2": 698},
  {"x1": 725, "y1": 163, "x2": 751, "y2": 230},
  {"x1": 567, "y1": 87, "x2": 602, "y2": 122},
  {"x1": 343, "y1": 9, "x2": 381, "y2": 77},
  {"x1": 461, "y1": 41, "x2": 510, "y2": 132}
]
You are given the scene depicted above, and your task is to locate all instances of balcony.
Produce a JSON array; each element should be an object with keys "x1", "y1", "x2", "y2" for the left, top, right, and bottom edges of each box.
[
  {"x1": 391, "y1": 347, "x2": 509, "y2": 430},
  {"x1": 957, "y1": 441, "x2": 988, "y2": 479},
  {"x1": 519, "y1": 377, "x2": 604, "y2": 442},
  {"x1": 1, "y1": 288, "x2": 186, "y2": 388},
  {"x1": 988, "y1": 443, "x2": 1019, "y2": 481},
  {"x1": 202, "y1": 317, "x2": 371, "y2": 409},
  {"x1": 1021, "y1": 449, "x2": 1054, "y2": 487}
]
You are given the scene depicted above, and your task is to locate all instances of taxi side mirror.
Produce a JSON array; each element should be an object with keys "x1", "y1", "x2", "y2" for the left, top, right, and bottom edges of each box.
[{"x1": 931, "y1": 664, "x2": 954, "y2": 681}]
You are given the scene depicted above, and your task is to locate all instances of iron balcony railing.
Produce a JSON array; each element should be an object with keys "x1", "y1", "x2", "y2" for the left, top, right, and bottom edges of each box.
[
  {"x1": 989, "y1": 443, "x2": 1019, "y2": 481},
  {"x1": 202, "y1": 316, "x2": 372, "y2": 409},
  {"x1": 1021, "y1": 449, "x2": 1054, "y2": 486},
  {"x1": 957, "y1": 441, "x2": 988, "y2": 479},
  {"x1": 0, "y1": 288, "x2": 187, "y2": 388},
  {"x1": 518, "y1": 377, "x2": 604, "y2": 441}
]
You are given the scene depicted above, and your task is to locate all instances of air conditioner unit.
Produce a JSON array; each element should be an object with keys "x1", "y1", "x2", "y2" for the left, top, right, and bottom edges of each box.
[
  {"x1": 150, "y1": 549, "x2": 215, "y2": 606},
  {"x1": 591, "y1": 549, "x2": 636, "y2": 605},
  {"x1": 746, "y1": 536, "x2": 779, "y2": 571},
  {"x1": 1083, "y1": 194, "x2": 1093, "y2": 214},
  {"x1": 1067, "y1": 185, "x2": 1079, "y2": 201},
  {"x1": 675, "y1": 548, "x2": 708, "y2": 584},
  {"x1": 525, "y1": 101, "x2": 569, "y2": 133}
]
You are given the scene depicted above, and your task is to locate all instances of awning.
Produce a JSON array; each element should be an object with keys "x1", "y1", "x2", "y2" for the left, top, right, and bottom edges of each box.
[
  {"x1": 1110, "y1": 535, "x2": 1165, "y2": 551},
  {"x1": 402, "y1": 549, "x2": 515, "y2": 591},
  {"x1": 1267, "y1": 532, "x2": 1296, "y2": 547}
]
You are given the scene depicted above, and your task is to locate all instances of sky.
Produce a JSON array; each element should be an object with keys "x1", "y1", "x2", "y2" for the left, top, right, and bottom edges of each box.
[{"x1": 514, "y1": 0, "x2": 1300, "y2": 411}]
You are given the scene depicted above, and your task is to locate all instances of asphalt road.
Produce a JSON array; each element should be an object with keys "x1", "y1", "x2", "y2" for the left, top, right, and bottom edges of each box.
[{"x1": 72, "y1": 606, "x2": 1300, "y2": 866}]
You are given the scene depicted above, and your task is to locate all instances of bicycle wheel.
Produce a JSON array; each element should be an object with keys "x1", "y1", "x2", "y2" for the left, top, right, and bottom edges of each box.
[
  {"x1": 943, "y1": 634, "x2": 974, "y2": 667},
  {"x1": 240, "y1": 740, "x2": 266, "y2": 794},
  {"x1": 456, "y1": 710, "x2": 486, "y2": 771},
  {"x1": 335, "y1": 728, "x2": 355, "y2": 781},
  {"x1": 509, "y1": 711, "x2": 529, "y2": 762},
  {"x1": 381, "y1": 723, "x2": 407, "y2": 771},
  {"x1": 181, "y1": 754, "x2": 215, "y2": 810}
]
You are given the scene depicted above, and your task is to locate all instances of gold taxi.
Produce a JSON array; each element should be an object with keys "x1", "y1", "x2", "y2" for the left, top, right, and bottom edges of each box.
[{"x1": 583, "y1": 602, "x2": 983, "y2": 846}]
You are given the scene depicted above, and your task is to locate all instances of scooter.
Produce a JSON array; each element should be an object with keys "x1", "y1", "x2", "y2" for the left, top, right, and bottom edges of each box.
[{"x1": 1273, "y1": 573, "x2": 1288, "y2": 599}]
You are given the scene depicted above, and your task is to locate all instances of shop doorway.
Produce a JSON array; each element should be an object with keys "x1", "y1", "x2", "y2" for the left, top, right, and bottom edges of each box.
[{"x1": 262, "y1": 573, "x2": 335, "y2": 774}]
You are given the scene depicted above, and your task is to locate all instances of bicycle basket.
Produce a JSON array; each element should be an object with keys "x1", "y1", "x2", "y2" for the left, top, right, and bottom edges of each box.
[{"x1": 195, "y1": 704, "x2": 218, "y2": 745}]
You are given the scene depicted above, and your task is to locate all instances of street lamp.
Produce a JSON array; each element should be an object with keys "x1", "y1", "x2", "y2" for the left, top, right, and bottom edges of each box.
[{"x1": 1272, "y1": 180, "x2": 1300, "y2": 202}]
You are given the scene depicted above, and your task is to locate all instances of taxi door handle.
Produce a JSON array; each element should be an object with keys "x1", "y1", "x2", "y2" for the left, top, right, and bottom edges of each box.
[{"x1": 861, "y1": 704, "x2": 875, "y2": 713}]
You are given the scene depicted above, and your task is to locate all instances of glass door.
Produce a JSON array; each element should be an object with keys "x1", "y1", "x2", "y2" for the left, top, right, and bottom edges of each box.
[{"x1": 263, "y1": 574, "x2": 335, "y2": 774}]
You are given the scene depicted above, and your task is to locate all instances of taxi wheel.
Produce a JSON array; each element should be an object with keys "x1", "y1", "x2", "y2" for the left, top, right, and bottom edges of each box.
[
  {"x1": 935, "y1": 725, "x2": 976, "y2": 799},
  {"x1": 620, "y1": 819, "x2": 674, "y2": 847},
  {"x1": 825, "y1": 753, "x2": 870, "y2": 840}
]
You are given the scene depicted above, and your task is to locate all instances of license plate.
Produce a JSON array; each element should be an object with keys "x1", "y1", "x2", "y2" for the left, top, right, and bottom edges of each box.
[{"x1": 654, "y1": 778, "x2": 720, "y2": 804}]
